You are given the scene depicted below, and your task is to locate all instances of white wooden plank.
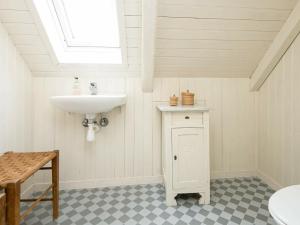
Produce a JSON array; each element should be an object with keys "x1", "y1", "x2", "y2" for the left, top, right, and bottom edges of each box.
[
  {"x1": 157, "y1": 29, "x2": 277, "y2": 41},
  {"x1": 141, "y1": 0, "x2": 157, "y2": 92},
  {"x1": 9, "y1": 34, "x2": 41, "y2": 45},
  {"x1": 127, "y1": 39, "x2": 141, "y2": 48},
  {"x1": 155, "y1": 57, "x2": 259, "y2": 70},
  {"x1": 157, "y1": 17, "x2": 285, "y2": 32},
  {"x1": 128, "y1": 48, "x2": 140, "y2": 57},
  {"x1": 27, "y1": 63, "x2": 58, "y2": 72},
  {"x1": 124, "y1": 78, "x2": 135, "y2": 177},
  {"x1": 17, "y1": 45, "x2": 48, "y2": 55},
  {"x1": 3, "y1": 23, "x2": 38, "y2": 34},
  {"x1": 124, "y1": 1, "x2": 141, "y2": 15},
  {"x1": 126, "y1": 27, "x2": 141, "y2": 39},
  {"x1": 155, "y1": 69, "x2": 251, "y2": 78},
  {"x1": 156, "y1": 39, "x2": 271, "y2": 50},
  {"x1": 125, "y1": 15, "x2": 141, "y2": 27},
  {"x1": 159, "y1": 0, "x2": 298, "y2": 10},
  {"x1": 133, "y1": 78, "x2": 144, "y2": 176},
  {"x1": 0, "y1": 0, "x2": 27, "y2": 10},
  {"x1": 156, "y1": 64, "x2": 255, "y2": 72},
  {"x1": 158, "y1": 5, "x2": 291, "y2": 21},
  {"x1": 159, "y1": 78, "x2": 180, "y2": 101},
  {"x1": 128, "y1": 56, "x2": 140, "y2": 65},
  {"x1": 152, "y1": 102, "x2": 162, "y2": 176},
  {"x1": 32, "y1": 70, "x2": 140, "y2": 77},
  {"x1": 155, "y1": 48, "x2": 266, "y2": 59},
  {"x1": 0, "y1": 10, "x2": 33, "y2": 23},
  {"x1": 22, "y1": 54, "x2": 52, "y2": 64},
  {"x1": 143, "y1": 93, "x2": 153, "y2": 176}
]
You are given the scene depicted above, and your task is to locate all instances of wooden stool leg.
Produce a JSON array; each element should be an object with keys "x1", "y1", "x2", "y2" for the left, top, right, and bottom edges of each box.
[
  {"x1": 52, "y1": 151, "x2": 59, "y2": 219},
  {"x1": 6, "y1": 181, "x2": 21, "y2": 225},
  {"x1": 0, "y1": 194, "x2": 6, "y2": 225}
]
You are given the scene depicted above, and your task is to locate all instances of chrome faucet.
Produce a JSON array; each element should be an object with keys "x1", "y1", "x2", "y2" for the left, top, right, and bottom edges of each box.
[{"x1": 89, "y1": 82, "x2": 98, "y2": 95}]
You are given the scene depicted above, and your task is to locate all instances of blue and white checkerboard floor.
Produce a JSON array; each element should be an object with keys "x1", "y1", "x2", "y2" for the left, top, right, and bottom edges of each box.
[{"x1": 21, "y1": 177, "x2": 276, "y2": 225}]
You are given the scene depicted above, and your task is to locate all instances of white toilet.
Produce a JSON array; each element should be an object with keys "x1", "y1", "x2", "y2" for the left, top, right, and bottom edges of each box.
[{"x1": 269, "y1": 185, "x2": 300, "y2": 225}]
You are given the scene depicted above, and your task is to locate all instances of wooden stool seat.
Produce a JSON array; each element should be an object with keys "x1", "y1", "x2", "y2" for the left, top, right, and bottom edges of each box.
[
  {"x1": 0, "y1": 152, "x2": 57, "y2": 185},
  {"x1": 0, "y1": 150, "x2": 59, "y2": 225}
]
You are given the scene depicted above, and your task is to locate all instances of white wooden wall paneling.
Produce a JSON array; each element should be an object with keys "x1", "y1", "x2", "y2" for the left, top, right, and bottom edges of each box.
[
  {"x1": 0, "y1": 21, "x2": 33, "y2": 195},
  {"x1": 256, "y1": 31, "x2": 300, "y2": 189},
  {"x1": 0, "y1": 22, "x2": 32, "y2": 153},
  {"x1": 250, "y1": 0, "x2": 300, "y2": 91},
  {"x1": 30, "y1": 76, "x2": 256, "y2": 189}
]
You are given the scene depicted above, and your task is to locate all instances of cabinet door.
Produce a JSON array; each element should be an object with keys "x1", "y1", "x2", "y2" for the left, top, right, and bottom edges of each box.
[{"x1": 172, "y1": 128, "x2": 207, "y2": 190}]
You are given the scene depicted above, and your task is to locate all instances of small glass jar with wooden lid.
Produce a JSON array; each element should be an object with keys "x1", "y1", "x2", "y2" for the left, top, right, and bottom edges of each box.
[
  {"x1": 169, "y1": 94, "x2": 178, "y2": 106},
  {"x1": 181, "y1": 90, "x2": 195, "y2": 105}
]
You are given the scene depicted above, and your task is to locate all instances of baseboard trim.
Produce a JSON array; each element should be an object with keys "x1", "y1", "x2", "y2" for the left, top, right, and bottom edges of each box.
[
  {"x1": 256, "y1": 170, "x2": 282, "y2": 191},
  {"x1": 26, "y1": 176, "x2": 163, "y2": 194},
  {"x1": 23, "y1": 171, "x2": 262, "y2": 195},
  {"x1": 211, "y1": 170, "x2": 256, "y2": 180}
]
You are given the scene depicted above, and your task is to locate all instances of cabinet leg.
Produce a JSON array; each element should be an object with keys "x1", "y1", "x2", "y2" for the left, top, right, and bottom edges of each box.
[
  {"x1": 199, "y1": 192, "x2": 210, "y2": 205},
  {"x1": 166, "y1": 194, "x2": 177, "y2": 206},
  {"x1": 164, "y1": 185, "x2": 177, "y2": 206}
]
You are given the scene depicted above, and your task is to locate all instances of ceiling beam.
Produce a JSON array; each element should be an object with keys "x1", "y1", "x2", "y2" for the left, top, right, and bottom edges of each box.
[
  {"x1": 250, "y1": 0, "x2": 300, "y2": 91},
  {"x1": 141, "y1": 0, "x2": 157, "y2": 92}
]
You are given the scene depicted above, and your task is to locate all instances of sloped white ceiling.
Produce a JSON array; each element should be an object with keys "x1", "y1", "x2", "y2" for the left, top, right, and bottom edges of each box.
[
  {"x1": 0, "y1": 0, "x2": 298, "y2": 78},
  {"x1": 155, "y1": 0, "x2": 299, "y2": 77}
]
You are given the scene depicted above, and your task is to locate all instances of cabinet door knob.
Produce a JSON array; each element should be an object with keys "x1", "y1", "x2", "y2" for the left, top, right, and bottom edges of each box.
[
  {"x1": 185, "y1": 116, "x2": 190, "y2": 119},
  {"x1": 174, "y1": 155, "x2": 177, "y2": 160}
]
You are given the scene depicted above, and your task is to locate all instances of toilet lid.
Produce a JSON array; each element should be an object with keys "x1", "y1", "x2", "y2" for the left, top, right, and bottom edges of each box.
[{"x1": 269, "y1": 185, "x2": 300, "y2": 225}]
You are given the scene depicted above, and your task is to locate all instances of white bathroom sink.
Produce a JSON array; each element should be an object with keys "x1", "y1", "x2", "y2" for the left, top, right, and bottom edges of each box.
[{"x1": 50, "y1": 94, "x2": 126, "y2": 114}]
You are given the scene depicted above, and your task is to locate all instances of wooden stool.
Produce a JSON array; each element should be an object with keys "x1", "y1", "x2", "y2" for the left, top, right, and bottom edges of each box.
[{"x1": 0, "y1": 150, "x2": 59, "y2": 225}]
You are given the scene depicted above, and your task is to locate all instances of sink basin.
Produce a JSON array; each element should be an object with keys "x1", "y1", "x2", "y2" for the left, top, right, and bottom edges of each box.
[{"x1": 50, "y1": 94, "x2": 126, "y2": 114}]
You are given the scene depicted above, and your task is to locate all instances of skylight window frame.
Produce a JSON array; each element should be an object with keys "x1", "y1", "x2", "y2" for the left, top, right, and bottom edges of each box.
[
  {"x1": 29, "y1": 0, "x2": 128, "y2": 65},
  {"x1": 51, "y1": 0, "x2": 121, "y2": 49}
]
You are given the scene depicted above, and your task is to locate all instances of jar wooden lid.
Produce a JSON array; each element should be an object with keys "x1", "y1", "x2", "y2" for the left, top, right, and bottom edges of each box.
[{"x1": 181, "y1": 90, "x2": 195, "y2": 96}]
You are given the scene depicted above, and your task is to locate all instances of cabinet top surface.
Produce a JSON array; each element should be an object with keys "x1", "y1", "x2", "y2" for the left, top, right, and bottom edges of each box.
[{"x1": 157, "y1": 104, "x2": 209, "y2": 112}]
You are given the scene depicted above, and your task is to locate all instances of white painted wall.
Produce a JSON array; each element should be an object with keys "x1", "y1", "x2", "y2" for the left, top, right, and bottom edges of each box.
[
  {"x1": 0, "y1": 21, "x2": 33, "y2": 193},
  {"x1": 32, "y1": 77, "x2": 256, "y2": 189},
  {"x1": 0, "y1": 21, "x2": 32, "y2": 153},
  {"x1": 256, "y1": 33, "x2": 300, "y2": 190}
]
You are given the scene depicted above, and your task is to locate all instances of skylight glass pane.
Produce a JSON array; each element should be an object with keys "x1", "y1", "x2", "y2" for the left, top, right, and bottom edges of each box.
[{"x1": 53, "y1": 0, "x2": 120, "y2": 48}]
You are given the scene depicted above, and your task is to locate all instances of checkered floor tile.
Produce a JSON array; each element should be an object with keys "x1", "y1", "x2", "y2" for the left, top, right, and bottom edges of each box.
[{"x1": 21, "y1": 177, "x2": 276, "y2": 225}]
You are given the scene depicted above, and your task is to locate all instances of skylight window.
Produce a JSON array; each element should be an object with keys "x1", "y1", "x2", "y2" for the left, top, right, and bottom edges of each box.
[{"x1": 33, "y1": 0, "x2": 123, "y2": 64}]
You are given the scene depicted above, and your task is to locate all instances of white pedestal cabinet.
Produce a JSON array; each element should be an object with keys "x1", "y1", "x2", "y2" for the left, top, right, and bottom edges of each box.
[{"x1": 157, "y1": 105, "x2": 210, "y2": 206}]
